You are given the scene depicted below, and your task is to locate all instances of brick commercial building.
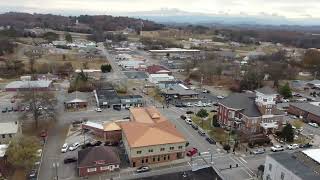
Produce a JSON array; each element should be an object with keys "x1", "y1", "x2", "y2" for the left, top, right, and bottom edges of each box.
[
  {"x1": 119, "y1": 107, "x2": 187, "y2": 167},
  {"x1": 218, "y1": 87, "x2": 285, "y2": 135},
  {"x1": 288, "y1": 103, "x2": 320, "y2": 124},
  {"x1": 77, "y1": 146, "x2": 120, "y2": 177},
  {"x1": 146, "y1": 64, "x2": 172, "y2": 75}
]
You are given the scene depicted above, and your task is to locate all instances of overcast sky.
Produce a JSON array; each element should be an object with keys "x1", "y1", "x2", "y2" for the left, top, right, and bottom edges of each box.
[{"x1": 0, "y1": 0, "x2": 319, "y2": 18}]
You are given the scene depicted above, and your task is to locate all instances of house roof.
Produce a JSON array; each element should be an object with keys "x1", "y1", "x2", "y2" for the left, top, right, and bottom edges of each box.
[
  {"x1": 146, "y1": 65, "x2": 171, "y2": 74},
  {"x1": 290, "y1": 102, "x2": 320, "y2": 117},
  {"x1": 78, "y1": 146, "x2": 120, "y2": 167},
  {"x1": 269, "y1": 152, "x2": 320, "y2": 180},
  {"x1": 0, "y1": 122, "x2": 19, "y2": 135},
  {"x1": 255, "y1": 86, "x2": 277, "y2": 95},
  {"x1": 103, "y1": 122, "x2": 121, "y2": 131},
  {"x1": 5, "y1": 80, "x2": 52, "y2": 89},
  {"x1": 219, "y1": 93, "x2": 262, "y2": 117},
  {"x1": 119, "y1": 121, "x2": 186, "y2": 148}
]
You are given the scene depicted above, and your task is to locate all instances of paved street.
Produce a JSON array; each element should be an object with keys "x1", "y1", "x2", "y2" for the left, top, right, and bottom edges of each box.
[{"x1": 37, "y1": 46, "x2": 320, "y2": 180}]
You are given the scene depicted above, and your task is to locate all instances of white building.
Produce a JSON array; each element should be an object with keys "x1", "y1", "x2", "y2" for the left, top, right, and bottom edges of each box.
[
  {"x1": 0, "y1": 121, "x2": 20, "y2": 144},
  {"x1": 118, "y1": 60, "x2": 145, "y2": 70},
  {"x1": 263, "y1": 150, "x2": 320, "y2": 180},
  {"x1": 148, "y1": 74, "x2": 175, "y2": 84}
]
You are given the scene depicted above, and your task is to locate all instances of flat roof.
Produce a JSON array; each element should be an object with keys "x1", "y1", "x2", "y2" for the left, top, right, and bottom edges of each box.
[
  {"x1": 303, "y1": 149, "x2": 320, "y2": 164},
  {"x1": 5, "y1": 80, "x2": 52, "y2": 89},
  {"x1": 290, "y1": 102, "x2": 320, "y2": 117},
  {"x1": 0, "y1": 122, "x2": 19, "y2": 134},
  {"x1": 269, "y1": 152, "x2": 320, "y2": 180},
  {"x1": 149, "y1": 48, "x2": 200, "y2": 53}
]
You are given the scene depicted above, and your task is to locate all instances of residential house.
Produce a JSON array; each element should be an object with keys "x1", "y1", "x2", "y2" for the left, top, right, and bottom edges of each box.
[
  {"x1": 119, "y1": 107, "x2": 187, "y2": 167},
  {"x1": 218, "y1": 87, "x2": 285, "y2": 135},
  {"x1": 118, "y1": 60, "x2": 145, "y2": 70},
  {"x1": 288, "y1": 103, "x2": 320, "y2": 124},
  {"x1": 263, "y1": 150, "x2": 320, "y2": 180},
  {"x1": 78, "y1": 146, "x2": 120, "y2": 177},
  {"x1": 0, "y1": 121, "x2": 20, "y2": 144}
]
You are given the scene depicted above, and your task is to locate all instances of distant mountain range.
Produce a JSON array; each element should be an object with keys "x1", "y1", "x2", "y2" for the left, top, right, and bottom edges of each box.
[{"x1": 113, "y1": 8, "x2": 320, "y2": 26}]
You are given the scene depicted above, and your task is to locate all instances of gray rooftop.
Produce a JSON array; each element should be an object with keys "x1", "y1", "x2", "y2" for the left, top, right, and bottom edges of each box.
[
  {"x1": 269, "y1": 152, "x2": 320, "y2": 180},
  {"x1": 5, "y1": 80, "x2": 52, "y2": 89},
  {"x1": 65, "y1": 91, "x2": 91, "y2": 103},
  {"x1": 308, "y1": 80, "x2": 320, "y2": 86},
  {"x1": 255, "y1": 86, "x2": 277, "y2": 95},
  {"x1": 219, "y1": 93, "x2": 262, "y2": 117},
  {"x1": 161, "y1": 84, "x2": 199, "y2": 96},
  {"x1": 290, "y1": 102, "x2": 320, "y2": 117}
]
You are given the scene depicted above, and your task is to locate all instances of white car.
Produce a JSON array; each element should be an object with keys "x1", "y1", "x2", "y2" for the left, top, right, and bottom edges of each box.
[
  {"x1": 37, "y1": 149, "x2": 42, "y2": 157},
  {"x1": 271, "y1": 145, "x2": 284, "y2": 152},
  {"x1": 69, "y1": 142, "x2": 80, "y2": 151},
  {"x1": 61, "y1": 143, "x2": 69, "y2": 153},
  {"x1": 95, "y1": 108, "x2": 102, "y2": 112},
  {"x1": 186, "y1": 103, "x2": 193, "y2": 107},
  {"x1": 206, "y1": 103, "x2": 212, "y2": 107},
  {"x1": 308, "y1": 122, "x2": 319, "y2": 128},
  {"x1": 185, "y1": 118, "x2": 193, "y2": 125},
  {"x1": 287, "y1": 144, "x2": 299, "y2": 150},
  {"x1": 217, "y1": 96, "x2": 225, "y2": 99}
]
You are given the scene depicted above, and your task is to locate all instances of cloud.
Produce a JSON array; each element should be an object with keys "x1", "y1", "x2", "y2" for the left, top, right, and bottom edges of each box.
[{"x1": 0, "y1": 0, "x2": 319, "y2": 18}]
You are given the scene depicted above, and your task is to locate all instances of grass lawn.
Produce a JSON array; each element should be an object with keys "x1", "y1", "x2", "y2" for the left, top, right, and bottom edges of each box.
[{"x1": 209, "y1": 127, "x2": 229, "y2": 144}]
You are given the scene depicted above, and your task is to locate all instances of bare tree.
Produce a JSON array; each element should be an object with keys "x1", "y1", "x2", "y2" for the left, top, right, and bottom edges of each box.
[{"x1": 19, "y1": 90, "x2": 57, "y2": 128}]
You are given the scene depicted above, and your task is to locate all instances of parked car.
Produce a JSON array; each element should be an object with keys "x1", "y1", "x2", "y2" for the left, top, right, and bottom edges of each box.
[
  {"x1": 13, "y1": 107, "x2": 19, "y2": 112},
  {"x1": 186, "y1": 147, "x2": 198, "y2": 157},
  {"x1": 206, "y1": 103, "x2": 212, "y2": 107},
  {"x1": 7, "y1": 107, "x2": 13, "y2": 112},
  {"x1": 28, "y1": 169, "x2": 37, "y2": 179},
  {"x1": 198, "y1": 129, "x2": 206, "y2": 136},
  {"x1": 2, "y1": 108, "x2": 7, "y2": 113},
  {"x1": 136, "y1": 166, "x2": 151, "y2": 173},
  {"x1": 95, "y1": 108, "x2": 102, "y2": 112},
  {"x1": 36, "y1": 149, "x2": 42, "y2": 157},
  {"x1": 271, "y1": 145, "x2": 284, "y2": 152},
  {"x1": 186, "y1": 111, "x2": 194, "y2": 114},
  {"x1": 205, "y1": 137, "x2": 216, "y2": 144},
  {"x1": 61, "y1": 143, "x2": 69, "y2": 153},
  {"x1": 69, "y1": 142, "x2": 80, "y2": 151},
  {"x1": 180, "y1": 115, "x2": 187, "y2": 120},
  {"x1": 91, "y1": 141, "x2": 102, "y2": 147},
  {"x1": 186, "y1": 103, "x2": 193, "y2": 107},
  {"x1": 191, "y1": 123, "x2": 198, "y2": 130},
  {"x1": 175, "y1": 103, "x2": 186, "y2": 107},
  {"x1": 64, "y1": 157, "x2": 77, "y2": 164},
  {"x1": 299, "y1": 143, "x2": 313, "y2": 148},
  {"x1": 251, "y1": 148, "x2": 265, "y2": 155},
  {"x1": 308, "y1": 122, "x2": 319, "y2": 128},
  {"x1": 185, "y1": 118, "x2": 192, "y2": 125},
  {"x1": 104, "y1": 141, "x2": 119, "y2": 146},
  {"x1": 217, "y1": 96, "x2": 225, "y2": 99},
  {"x1": 287, "y1": 144, "x2": 299, "y2": 150},
  {"x1": 202, "y1": 89, "x2": 210, "y2": 93}
]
